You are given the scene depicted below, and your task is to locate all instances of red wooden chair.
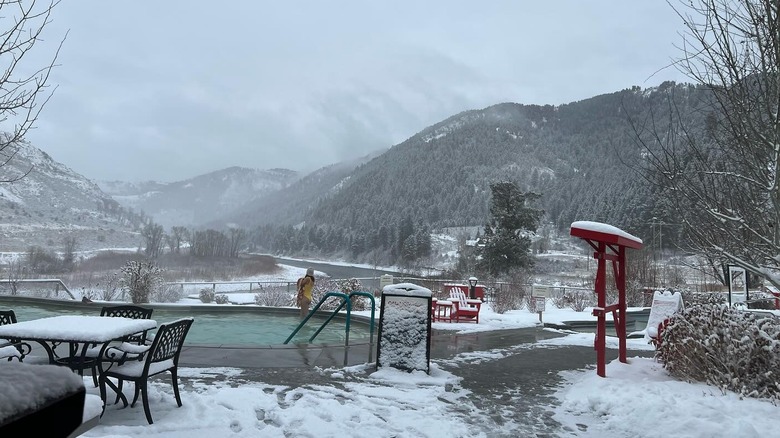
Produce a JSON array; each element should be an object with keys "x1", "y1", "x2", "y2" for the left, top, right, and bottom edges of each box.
[{"x1": 449, "y1": 289, "x2": 481, "y2": 323}]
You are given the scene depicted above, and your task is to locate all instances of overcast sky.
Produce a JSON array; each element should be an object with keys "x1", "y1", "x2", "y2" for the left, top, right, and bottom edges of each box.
[{"x1": 22, "y1": 1, "x2": 688, "y2": 183}]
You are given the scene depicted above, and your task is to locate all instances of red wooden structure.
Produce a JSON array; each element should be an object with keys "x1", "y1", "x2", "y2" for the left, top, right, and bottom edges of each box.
[{"x1": 570, "y1": 221, "x2": 643, "y2": 377}]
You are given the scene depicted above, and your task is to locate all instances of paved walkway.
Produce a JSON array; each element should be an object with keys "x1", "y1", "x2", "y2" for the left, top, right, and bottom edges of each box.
[{"x1": 176, "y1": 327, "x2": 653, "y2": 437}]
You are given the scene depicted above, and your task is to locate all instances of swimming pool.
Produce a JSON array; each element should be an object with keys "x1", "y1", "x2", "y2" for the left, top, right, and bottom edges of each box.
[{"x1": 2, "y1": 299, "x2": 372, "y2": 347}]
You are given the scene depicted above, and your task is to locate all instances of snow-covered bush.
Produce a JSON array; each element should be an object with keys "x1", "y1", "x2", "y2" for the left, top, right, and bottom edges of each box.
[
  {"x1": 338, "y1": 278, "x2": 367, "y2": 311},
  {"x1": 311, "y1": 279, "x2": 344, "y2": 311},
  {"x1": 199, "y1": 288, "x2": 215, "y2": 303},
  {"x1": 214, "y1": 294, "x2": 229, "y2": 304},
  {"x1": 679, "y1": 290, "x2": 725, "y2": 307},
  {"x1": 657, "y1": 303, "x2": 780, "y2": 401},
  {"x1": 747, "y1": 290, "x2": 777, "y2": 310},
  {"x1": 120, "y1": 260, "x2": 164, "y2": 304}
]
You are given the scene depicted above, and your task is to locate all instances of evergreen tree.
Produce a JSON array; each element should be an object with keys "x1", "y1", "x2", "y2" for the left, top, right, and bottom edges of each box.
[{"x1": 477, "y1": 181, "x2": 543, "y2": 277}]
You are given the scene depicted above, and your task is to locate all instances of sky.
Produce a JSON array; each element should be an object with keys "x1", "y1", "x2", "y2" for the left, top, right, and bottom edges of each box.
[
  {"x1": 18, "y1": 1, "x2": 689, "y2": 183},
  {"x1": 5, "y1": 284, "x2": 779, "y2": 437}
]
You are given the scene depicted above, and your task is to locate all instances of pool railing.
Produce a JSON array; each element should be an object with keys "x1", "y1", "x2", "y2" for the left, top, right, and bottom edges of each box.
[{"x1": 284, "y1": 291, "x2": 376, "y2": 366}]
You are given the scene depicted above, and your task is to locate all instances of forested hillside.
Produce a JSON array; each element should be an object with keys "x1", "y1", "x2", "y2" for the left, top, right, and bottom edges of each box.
[{"x1": 239, "y1": 82, "x2": 708, "y2": 267}]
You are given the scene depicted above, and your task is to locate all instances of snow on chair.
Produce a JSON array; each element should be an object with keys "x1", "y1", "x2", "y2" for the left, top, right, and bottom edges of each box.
[{"x1": 449, "y1": 289, "x2": 481, "y2": 323}]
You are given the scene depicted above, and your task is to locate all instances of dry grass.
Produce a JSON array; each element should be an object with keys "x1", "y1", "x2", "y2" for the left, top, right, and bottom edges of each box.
[{"x1": 62, "y1": 252, "x2": 281, "y2": 288}]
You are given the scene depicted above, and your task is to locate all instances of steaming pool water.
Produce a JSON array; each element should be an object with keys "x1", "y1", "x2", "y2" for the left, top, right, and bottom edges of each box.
[{"x1": 4, "y1": 301, "x2": 371, "y2": 346}]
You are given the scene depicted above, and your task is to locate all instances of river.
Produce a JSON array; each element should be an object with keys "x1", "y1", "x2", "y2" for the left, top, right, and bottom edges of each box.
[{"x1": 273, "y1": 257, "x2": 407, "y2": 290}]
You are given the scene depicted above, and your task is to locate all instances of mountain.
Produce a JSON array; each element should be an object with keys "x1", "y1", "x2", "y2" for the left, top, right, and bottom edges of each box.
[
  {"x1": 0, "y1": 81, "x2": 701, "y2": 266},
  {"x1": 0, "y1": 140, "x2": 141, "y2": 252},
  {"x1": 98, "y1": 167, "x2": 299, "y2": 229},
  {"x1": 218, "y1": 150, "x2": 387, "y2": 229},
  {"x1": 238, "y1": 82, "x2": 705, "y2": 263}
]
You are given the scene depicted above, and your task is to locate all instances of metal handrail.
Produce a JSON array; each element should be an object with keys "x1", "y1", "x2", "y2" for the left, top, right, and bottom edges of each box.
[
  {"x1": 283, "y1": 291, "x2": 376, "y2": 365},
  {"x1": 0, "y1": 278, "x2": 74, "y2": 299}
]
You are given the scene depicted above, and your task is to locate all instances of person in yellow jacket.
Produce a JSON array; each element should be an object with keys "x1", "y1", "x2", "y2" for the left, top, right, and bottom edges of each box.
[{"x1": 296, "y1": 268, "x2": 315, "y2": 319}]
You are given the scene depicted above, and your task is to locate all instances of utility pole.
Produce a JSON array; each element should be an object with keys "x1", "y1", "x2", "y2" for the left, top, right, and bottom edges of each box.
[{"x1": 658, "y1": 220, "x2": 663, "y2": 287}]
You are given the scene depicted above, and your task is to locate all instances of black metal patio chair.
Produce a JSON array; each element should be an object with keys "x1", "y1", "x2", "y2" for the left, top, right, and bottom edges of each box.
[
  {"x1": 0, "y1": 310, "x2": 31, "y2": 361},
  {"x1": 100, "y1": 305, "x2": 155, "y2": 344},
  {"x1": 85, "y1": 305, "x2": 155, "y2": 386},
  {"x1": 98, "y1": 317, "x2": 194, "y2": 424}
]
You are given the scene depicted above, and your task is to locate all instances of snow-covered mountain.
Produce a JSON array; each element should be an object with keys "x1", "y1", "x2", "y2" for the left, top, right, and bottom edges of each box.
[
  {"x1": 0, "y1": 141, "x2": 141, "y2": 252},
  {"x1": 98, "y1": 167, "x2": 299, "y2": 228}
]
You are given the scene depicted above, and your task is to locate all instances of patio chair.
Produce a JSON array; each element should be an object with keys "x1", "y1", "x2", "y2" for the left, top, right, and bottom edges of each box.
[
  {"x1": 0, "y1": 310, "x2": 31, "y2": 361},
  {"x1": 98, "y1": 317, "x2": 194, "y2": 424},
  {"x1": 100, "y1": 305, "x2": 155, "y2": 344},
  {"x1": 449, "y1": 289, "x2": 481, "y2": 323},
  {"x1": 85, "y1": 305, "x2": 155, "y2": 387}
]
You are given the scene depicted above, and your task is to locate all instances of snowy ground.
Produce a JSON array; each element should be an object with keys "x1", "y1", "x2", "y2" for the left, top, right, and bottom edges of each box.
[
  {"x1": 5, "y1": 261, "x2": 780, "y2": 437},
  {"x1": 77, "y1": 312, "x2": 780, "y2": 437}
]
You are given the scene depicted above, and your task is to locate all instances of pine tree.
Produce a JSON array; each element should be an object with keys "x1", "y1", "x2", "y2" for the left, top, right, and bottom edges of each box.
[{"x1": 477, "y1": 181, "x2": 543, "y2": 277}]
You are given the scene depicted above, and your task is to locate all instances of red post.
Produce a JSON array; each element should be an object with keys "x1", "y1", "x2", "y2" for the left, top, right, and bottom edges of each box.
[
  {"x1": 617, "y1": 245, "x2": 627, "y2": 363},
  {"x1": 594, "y1": 242, "x2": 606, "y2": 378},
  {"x1": 570, "y1": 221, "x2": 642, "y2": 378}
]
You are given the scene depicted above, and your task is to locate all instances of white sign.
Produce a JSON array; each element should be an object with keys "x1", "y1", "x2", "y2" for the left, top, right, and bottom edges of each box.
[
  {"x1": 533, "y1": 285, "x2": 551, "y2": 297},
  {"x1": 535, "y1": 296, "x2": 546, "y2": 312},
  {"x1": 645, "y1": 291, "x2": 684, "y2": 339},
  {"x1": 728, "y1": 265, "x2": 748, "y2": 305},
  {"x1": 379, "y1": 274, "x2": 394, "y2": 289}
]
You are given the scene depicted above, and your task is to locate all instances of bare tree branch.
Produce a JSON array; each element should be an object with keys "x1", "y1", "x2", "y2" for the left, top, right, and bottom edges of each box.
[
  {"x1": 640, "y1": 0, "x2": 780, "y2": 287},
  {"x1": 0, "y1": 0, "x2": 64, "y2": 183}
]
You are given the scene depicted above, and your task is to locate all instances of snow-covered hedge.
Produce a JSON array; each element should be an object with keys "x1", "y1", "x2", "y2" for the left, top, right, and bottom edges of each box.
[
  {"x1": 657, "y1": 303, "x2": 780, "y2": 401},
  {"x1": 199, "y1": 288, "x2": 215, "y2": 303}
]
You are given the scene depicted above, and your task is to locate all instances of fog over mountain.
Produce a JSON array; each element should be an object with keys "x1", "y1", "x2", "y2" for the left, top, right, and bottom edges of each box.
[
  {"x1": 97, "y1": 167, "x2": 299, "y2": 229},
  {"x1": 2, "y1": 82, "x2": 702, "y2": 264}
]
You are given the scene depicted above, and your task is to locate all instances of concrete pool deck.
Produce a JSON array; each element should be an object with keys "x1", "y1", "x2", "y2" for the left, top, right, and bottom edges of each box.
[
  {"x1": 176, "y1": 326, "x2": 571, "y2": 369},
  {"x1": 172, "y1": 326, "x2": 655, "y2": 436}
]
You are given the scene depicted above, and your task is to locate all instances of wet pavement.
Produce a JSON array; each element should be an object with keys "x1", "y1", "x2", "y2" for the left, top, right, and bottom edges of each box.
[{"x1": 175, "y1": 327, "x2": 654, "y2": 437}]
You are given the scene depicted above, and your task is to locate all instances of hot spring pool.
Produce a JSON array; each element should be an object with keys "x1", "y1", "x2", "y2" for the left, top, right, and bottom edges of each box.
[{"x1": 6, "y1": 301, "x2": 371, "y2": 347}]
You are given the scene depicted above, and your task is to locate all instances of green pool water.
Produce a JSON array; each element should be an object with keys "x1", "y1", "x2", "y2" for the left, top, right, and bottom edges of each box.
[{"x1": 7, "y1": 303, "x2": 368, "y2": 346}]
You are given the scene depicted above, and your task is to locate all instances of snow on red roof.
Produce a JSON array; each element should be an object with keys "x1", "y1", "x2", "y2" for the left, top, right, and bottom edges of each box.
[{"x1": 570, "y1": 220, "x2": 643, "y2": 249}]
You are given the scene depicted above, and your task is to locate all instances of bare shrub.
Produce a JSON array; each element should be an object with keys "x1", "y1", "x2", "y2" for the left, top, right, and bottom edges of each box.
[
  {"x1": 97, "y1": 272, "x2": 121, "y2": 301},
  {"x1": 490, "y1": 269, "x2": 531, "y2": 314},
  {"x1": 568, "y1": 291, "x2": 594, "y2": 312},
  {"x1": 658, "y1": 303, "x2": 780, "y2": 401},
  {"x1": 254, "y1": 285, "x2": 293, "y2": 307},
  {"x1": 154, "y1": 283, "x2": 183, "y2": 303},
  {"x1": 551, "y1": 290, "x2": 570, "y2": 309},
  {"x1": 524, "y1": 293, "x2": 538, "y2": 313},
  {"x1": 215, "y1": 294, "x2": 229, "y2": 304},
  {"x1": 626, "y1": 279, "x2": 645, "y2": 307}
]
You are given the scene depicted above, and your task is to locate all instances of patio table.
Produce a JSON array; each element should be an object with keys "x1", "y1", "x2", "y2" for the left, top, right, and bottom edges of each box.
[{"x1": 0, "y1": 315, "x2": 157, "y2": 386}]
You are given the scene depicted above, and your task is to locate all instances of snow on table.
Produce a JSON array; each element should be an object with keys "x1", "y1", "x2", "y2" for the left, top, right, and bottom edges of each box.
[{"x1": 0, "y1": 315, "x2": 157, "y2": 343}]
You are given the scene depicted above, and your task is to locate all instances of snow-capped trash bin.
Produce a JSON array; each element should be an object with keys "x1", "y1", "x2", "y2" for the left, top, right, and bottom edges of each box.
[{"x1": 376, "y1": 283, "x2": 432, "y2": 373}]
